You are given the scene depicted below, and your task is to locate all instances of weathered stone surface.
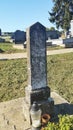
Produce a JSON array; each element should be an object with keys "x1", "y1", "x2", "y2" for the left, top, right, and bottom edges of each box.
[
  {"x1": 0, "y1": 98, "x2": 30, "y2": 130},
  {"x1": 23, "y1": 99, "x2": 31, "y2": 124},
  {"x1": 0, "y1": 92, "x2": 73, "y2": 130},
  {"x1": 27, "y1": 22, "x2": 47, "y2": 90},
  {"x1": 24, "y1": 22, "x2": 53, "y2": 123}
]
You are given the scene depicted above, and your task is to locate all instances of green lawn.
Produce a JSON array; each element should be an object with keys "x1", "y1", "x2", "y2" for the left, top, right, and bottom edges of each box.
[
  {"x1": 0, "y1": 59, "x2": 27, "y2": 102},
  {"x1": 47, "y1": 53, "x2": 73, "y2": 103},
  {"x1": 0, "y1": 43, "x2": 26, "y2": 53},
  {"x1": 0, "y1": 43, "x2": 65, "y2": 54},
  {"x1": 0, "y1": 53, "x2": 73, "y2": 103},
  {"x1": 47, "y1": 45, "x2": 64, "y2": 51}
]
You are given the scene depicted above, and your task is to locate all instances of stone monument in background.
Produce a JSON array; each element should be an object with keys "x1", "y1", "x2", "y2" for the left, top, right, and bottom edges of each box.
[
  {"x1": 23, "y1": 22, "x2": 54, "y2": 123},
  {"x1": 14, "y1": 30, "x2": 26, "y2": 44}
]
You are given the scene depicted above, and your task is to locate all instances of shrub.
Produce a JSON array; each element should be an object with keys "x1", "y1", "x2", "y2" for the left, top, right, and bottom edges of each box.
[{"x1": 43, "y1": 115, "x2": 73, "y2": 130}]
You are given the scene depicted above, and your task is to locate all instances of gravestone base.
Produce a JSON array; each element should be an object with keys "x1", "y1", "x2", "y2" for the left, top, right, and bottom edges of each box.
[
  {"x1": 23, "y1": 97, "x2": 54, "y2": 124},
  {"x1": 24, "y1": 86, "x2": 54, "y2": 124},
  {"x1": 23, "y1": 98, "x2": 31, "y2": 124},
  {"x1": 38, "y1": 98, "x2": 54, "y2": 116},
  {"x1": 25, "y1": 86, "x2": 50, "y2": 105}
]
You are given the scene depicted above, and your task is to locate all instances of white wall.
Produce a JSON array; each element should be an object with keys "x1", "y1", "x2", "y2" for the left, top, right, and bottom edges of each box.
[
  {"x1": 46, "y1": 39, "x2": 64, "y2": 47},
  {"x1": 71, "y1": 20, "x2": 73, "y2": 37}
]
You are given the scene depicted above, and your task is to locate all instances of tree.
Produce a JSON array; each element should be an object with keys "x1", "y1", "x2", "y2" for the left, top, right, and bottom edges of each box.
[
  {"x1": 46, "y1": 27, "x2": 49, "y2": 31},
  {"x1": 49, "y1": 0, "x2": 73, "y2": 37},
  {"x1": 46, "y1": 27, "x2": 55, "y2": 31},
  {"x1": 49, "y1": 27, "x2": 55, "y2": 30}
]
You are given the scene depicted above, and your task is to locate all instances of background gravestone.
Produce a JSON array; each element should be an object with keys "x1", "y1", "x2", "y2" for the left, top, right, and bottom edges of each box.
[{"x1": 14, "y1": 30, "x2": 26, "y2": 44}]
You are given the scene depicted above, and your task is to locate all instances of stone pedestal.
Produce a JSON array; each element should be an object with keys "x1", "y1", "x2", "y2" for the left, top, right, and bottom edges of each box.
[
  {"x1": 25, "y1": 86, "x2": 50, "y2": 105},
  {"x1": 23, "y1": 22, "x2": 54, "y2": 124},
  {"x1": 39, "y1": 98, "x2": 54, "y2": 116},
  {"x1": 23, "y1": 97, "x2": 54, "y2": 124},
  {"x1": 23, "y1": 99, "x2": 31, "y2": 124}
]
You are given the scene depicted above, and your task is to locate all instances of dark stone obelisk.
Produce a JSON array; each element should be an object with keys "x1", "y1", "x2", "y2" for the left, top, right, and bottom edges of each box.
[
  {"x1": 24, "y1": 22, "x2": 54, "y2": 123},
  {"x1": 25, "y1": 22, "x2": 50, "y2": 104}
]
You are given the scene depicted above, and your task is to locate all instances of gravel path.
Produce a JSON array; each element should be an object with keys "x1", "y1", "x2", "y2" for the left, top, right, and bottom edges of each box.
[
  {"x1": 47, "y1": 48, "x2": 73, "y2": 55},
  {"x1": 0, "y1": 48, "x2": 73, "y2": 60},
  {"x1": 0, "y1": 53, "x2": 27, "y2": 60}
]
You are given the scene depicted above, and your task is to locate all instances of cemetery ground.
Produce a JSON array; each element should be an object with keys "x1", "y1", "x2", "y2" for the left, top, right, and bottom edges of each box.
[
  {"x1": 47, "y1": 45, "x2": 64, "y2": 51},
  {"x1": 0, "y1": 43, "x2": 26, "y2": 53},
  {"x1": 0, "y1": 42, "x2": 65, "y2": 54},
  {"x1": 0, "y1": 52, "x2": 73, "y2": 103}
]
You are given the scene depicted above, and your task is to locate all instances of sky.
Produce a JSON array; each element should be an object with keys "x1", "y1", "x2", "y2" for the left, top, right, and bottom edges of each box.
[{"x1": 0, "y1": 0, "x2": 54, "y2": 32}]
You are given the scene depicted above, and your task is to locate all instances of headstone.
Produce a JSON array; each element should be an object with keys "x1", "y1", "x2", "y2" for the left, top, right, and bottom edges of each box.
[
  {"x1": 46, "y1": 30, "x2": 60, "y2": 40},
  {"x1": 14, "y1": 30, "x2": 26, "y2": 44},
  {"x1": 23, "y1": 22, "x2": 54, "y2": 124}
]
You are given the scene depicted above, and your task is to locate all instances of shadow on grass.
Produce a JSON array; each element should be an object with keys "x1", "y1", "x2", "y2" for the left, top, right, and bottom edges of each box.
[
  {"x1": 52, "y1": 103, "x2": 73, "y2": 122},
  {"x1": 55, "y1": 103, "x2": 73, "y2": 115},
  {"x1": 0, "y1": 49, "x2": 4, "y2": 53}
]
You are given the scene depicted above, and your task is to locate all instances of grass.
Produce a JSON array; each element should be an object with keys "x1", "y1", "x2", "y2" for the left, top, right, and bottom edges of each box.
[
  {"x1": 47, "y1": 53, "x2": 73, "y2": 103},
  {"x1": 0, "y1": 59, "x2": 27, "y2": 102},
  {"x1": 0, "y1": 53, "x2": 73, "y2": 103},
  {"x1": 1, "y1": 36, "x2": 11, "y2": 42},
  {"x1": 47, "y1": 45, "x2": 64, "y2": 51},
  {"x1": 0, "y1": 43, "x2": 26, "y2": 53},
  {"x1": 0, "y1": 42, "x2": 65, "y2": 54}
]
